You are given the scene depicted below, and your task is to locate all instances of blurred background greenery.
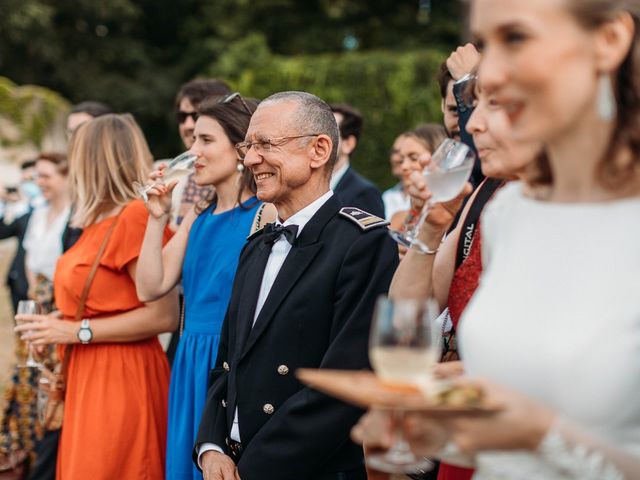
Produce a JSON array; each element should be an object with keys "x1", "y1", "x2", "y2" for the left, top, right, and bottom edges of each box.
[{"x1": 0, "y1": 0, "x2": 465, "y2": 189}]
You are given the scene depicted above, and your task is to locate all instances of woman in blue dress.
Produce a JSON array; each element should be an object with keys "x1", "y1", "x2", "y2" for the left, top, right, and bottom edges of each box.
[{"x1": 136, "y1": 93, "x2": 276, "y2": 480}]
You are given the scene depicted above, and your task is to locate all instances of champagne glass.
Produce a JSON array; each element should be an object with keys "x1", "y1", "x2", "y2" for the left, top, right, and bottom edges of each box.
[
  {"x1": 389, "y1": 139, "x2": 475, "y2": 254},
  {"x1": 133, "y1": 150, "x2": 197, "y2": 202},
  {"x1": 367, "y1": 296, "x2": 441, "y2": 474},
  {"x1": 16, "y1": 300, "x2": 44, "y2": 369}
]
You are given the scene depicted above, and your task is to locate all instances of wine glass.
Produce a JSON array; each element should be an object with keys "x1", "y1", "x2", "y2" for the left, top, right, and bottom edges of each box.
[
  {"x1": 16, "y1": 300, "x2": 44, "y2": 369},
  {"x1": 389, "y1": 138, "x2": 475, "y2": 254},
  {"x1": 367, "y1": 296, "x2": 441, "y2": 474},
  {"x1": 133, "y1": 150, "x2": 198, "y2": 202}
]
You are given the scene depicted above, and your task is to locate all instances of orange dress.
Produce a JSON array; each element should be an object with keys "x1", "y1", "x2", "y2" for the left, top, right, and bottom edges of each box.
[{"x1": 53, "y1": 200, "x2": 172, "y2": 479}]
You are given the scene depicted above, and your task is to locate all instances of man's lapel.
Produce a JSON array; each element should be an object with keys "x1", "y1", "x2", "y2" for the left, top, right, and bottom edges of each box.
[
  {"x1": 239, "y1": 195, "x2": 340, "y2": 360},
  {"x1": 235, "y1": 240, "x2": 273, "y2": 357}
]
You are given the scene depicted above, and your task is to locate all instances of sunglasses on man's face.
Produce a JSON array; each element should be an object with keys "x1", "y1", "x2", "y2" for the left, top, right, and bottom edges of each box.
[{"x1": 176, "y1": 110, "x2": 199, "y2": 124}]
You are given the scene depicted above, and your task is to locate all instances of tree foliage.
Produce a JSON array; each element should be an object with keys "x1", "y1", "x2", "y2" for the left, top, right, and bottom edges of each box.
[
  {"x1": 0, "y1": 0, "x2": 464, "y2": 186},
  {"x1": 211, "y1": 44, "x2": 447, "y2": 188}
]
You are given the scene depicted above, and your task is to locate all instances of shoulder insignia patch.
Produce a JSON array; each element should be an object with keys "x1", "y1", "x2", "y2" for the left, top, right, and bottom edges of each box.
[
  {"x1": 339, "y1": 207, "x2": 389, "y2": 231},
  {"x1": 246, "y1": 227, "x2": 265, "y2": 241}
]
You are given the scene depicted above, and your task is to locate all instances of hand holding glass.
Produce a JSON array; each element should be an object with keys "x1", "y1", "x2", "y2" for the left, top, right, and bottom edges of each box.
[
  {"x1": 390, "y1": 139, "x2": 475, "y2": 254},
  {"x1": 16, "y1": 300, "x2": 44, "y2": 369},
  {"x1": 134, "y1": 151, "x2": 197, "y2": 202},
  {"x1": 367, "y1": 296, "x2": 441, "y2": 474}
]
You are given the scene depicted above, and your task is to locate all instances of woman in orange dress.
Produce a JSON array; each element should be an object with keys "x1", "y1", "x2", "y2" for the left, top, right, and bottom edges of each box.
[{"x1": 15, "y1": 113, "x2": 178, "y2": 479}]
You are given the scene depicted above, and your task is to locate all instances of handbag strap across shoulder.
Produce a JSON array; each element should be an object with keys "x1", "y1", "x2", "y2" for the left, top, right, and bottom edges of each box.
[
  {"x1": 454, "y1": 178, "x2": 505, "y2": 269},
  {"x1": 61, "y1": 210, "x2": 123, "y2": 376}
]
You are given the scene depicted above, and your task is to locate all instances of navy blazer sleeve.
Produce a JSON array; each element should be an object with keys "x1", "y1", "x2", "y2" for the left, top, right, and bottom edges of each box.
[
  {"x1": 236, "y1": 229, "x2": 398, "y2": 479},
  {"x1": 193, "y1": 307, "x2": 231, "y2": 461},
  {"x1": 453, "y1": 79, "x2": 484, "y2": 188},
  {"x1": 0, "y1": 214, "x2": 25, "y2": 240}
]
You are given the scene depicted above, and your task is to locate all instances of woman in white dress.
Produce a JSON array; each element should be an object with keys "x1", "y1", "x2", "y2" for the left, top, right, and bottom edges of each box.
[
  {"x1": 22, "y1": 152, "x2": 70, "y2": 303},
  {"x1": 352, "y1": 0, "x2": 640, "y2": 478}
]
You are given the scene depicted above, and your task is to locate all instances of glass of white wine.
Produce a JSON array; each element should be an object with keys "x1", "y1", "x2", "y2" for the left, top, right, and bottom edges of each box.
[
  {"x1": 134, "y1": 150, "x2": 198, "y2": 202},
  {"x1": 389, "y1": 138, "x2": 475, "y2": 254},
  {"x1": 16, "y1": 300, "x2": 44, "y2": 369},
  {"x1": 367, "y1": 296, "x2": 441, "y2": 474}
]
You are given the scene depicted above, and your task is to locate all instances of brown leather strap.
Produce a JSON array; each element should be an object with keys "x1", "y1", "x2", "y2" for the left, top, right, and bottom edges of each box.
[{"x1": 60, "y1": 211, "x2": 123, "y2": 377}]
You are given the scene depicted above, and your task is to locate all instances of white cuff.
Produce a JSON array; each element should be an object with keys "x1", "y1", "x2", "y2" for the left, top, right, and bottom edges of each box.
[{"x1": 197, "y1": 442, "x2": 224, "y2": 469}]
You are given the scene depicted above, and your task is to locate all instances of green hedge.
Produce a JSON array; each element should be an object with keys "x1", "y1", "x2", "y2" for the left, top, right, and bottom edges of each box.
[
  {"x1": 1, "y1": 43, "x2": 450, "y2": 190},
  {"x1": 209, "y1": 42, "x2": 447, "y2": 191}
]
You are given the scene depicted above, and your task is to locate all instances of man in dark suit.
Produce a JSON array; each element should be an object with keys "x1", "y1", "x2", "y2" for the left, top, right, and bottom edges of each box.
[
  {"x1": 0, "y1": 160, "x2": 38, "y2": 313},
  {"x1": 0, "y1": 208, "x2": 30, "y2": 313},
  {"x1": 195, "y1": 91, "x2": 398, "y2": 480},
  {"x1": 329, "y1": 103, "x2": 385, "y2": 217}
]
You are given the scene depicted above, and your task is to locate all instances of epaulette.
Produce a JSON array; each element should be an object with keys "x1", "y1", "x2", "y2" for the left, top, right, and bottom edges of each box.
[
  {"x1": 339, "y1": 207, "x2": 389, "y2": 231},
  {"x1": 246, "y1": 227, "x2": 265, "y2": 241}
]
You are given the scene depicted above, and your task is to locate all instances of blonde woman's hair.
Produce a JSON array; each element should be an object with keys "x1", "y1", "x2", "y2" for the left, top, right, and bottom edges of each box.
[{"x1": 68, "y1": 113, "x2": 152, "y2": 227}]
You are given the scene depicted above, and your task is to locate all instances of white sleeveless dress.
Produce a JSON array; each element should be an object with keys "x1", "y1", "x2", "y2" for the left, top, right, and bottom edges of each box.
[{"x1": 459, "y1": 182, "x2": 640, "y2": 479}]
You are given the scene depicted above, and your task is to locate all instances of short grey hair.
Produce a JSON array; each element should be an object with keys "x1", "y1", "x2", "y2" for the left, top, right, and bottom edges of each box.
[{"x1": 261, "y1": 91, "x2": 339, "y2": 169}]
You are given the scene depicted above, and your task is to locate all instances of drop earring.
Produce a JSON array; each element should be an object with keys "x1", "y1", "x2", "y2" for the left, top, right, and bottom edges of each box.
[
  {"x1": 597, "y1": 73, "x2": 616, "y2": 121},
  {"x1": 236, "y1": 162, "x2": 245, "y2": 172}
]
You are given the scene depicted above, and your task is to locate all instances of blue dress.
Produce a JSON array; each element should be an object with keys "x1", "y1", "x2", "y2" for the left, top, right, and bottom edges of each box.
[{"x1": 166, "y1": 198, "x2": 261, "y2": 480}]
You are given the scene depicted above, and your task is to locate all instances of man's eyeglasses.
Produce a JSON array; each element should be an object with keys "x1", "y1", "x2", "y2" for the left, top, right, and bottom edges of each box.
[
  {"x1": 234, "y1": 134, "x2": 320, "y2": 159},
  {"x1": 176, "y1": 110, "x2": 198, "y2": 124},
  {"x1": 219, "y1": 92, "x2": 254, "y2": 116}
]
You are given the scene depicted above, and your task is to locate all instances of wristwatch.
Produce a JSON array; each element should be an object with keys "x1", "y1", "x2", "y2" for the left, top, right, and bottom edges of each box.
[{"x1": 77, "y1": 319, "x2": 93, "y2": 344}]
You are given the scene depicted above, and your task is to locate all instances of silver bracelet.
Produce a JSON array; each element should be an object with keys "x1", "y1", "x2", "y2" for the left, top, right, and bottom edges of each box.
[{"x1": 410, "y1": 244, "x2": 439, "y2": 255}]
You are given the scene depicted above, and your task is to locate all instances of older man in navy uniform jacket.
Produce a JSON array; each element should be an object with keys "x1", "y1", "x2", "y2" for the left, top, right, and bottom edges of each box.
[{"x1": 194, "y1": 92, "x2": 399, "y2": 480}]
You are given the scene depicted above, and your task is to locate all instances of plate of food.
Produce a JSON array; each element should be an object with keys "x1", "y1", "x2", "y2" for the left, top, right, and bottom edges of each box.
[{"x1": 296, "y1": 369, "x2": 502, "y2": 415}]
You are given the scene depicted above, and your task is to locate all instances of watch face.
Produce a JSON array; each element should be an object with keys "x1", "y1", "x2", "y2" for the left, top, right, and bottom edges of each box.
[{"x1": 78, "y1": 328, "x2": 92, "y2": 342}]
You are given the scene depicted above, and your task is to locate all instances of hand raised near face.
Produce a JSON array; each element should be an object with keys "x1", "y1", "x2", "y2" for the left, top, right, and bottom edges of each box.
[
  {"x1": 446, "y1": 43, "x2": 481, "y2": 81},
  {"x1": 140, "y1": 165, "x2": 179, "y2": 220},
  {"x1": 406, "y1": 153, "x2": 472, "y2": 234}
]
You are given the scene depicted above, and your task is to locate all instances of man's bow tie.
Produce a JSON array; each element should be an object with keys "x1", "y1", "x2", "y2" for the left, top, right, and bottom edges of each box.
[{"x1": 263, "y1": 223, "x2": 299, "y2": 245}]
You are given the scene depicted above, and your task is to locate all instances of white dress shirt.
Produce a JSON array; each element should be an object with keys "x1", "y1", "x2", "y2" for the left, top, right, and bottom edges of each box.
[
  {"x1": 198, "y1": 190, "x2": 334, "y2": 465},
  {"x1": 382, "y1": 182, "x2": 410, "y2": 220},
  {"x1": 22, "y1": 204, "x2": 70, "y2": 280},
  {"x1": 329, "y1": 162, "x2": 350, "y2": 191},
  {"x1": 460, "y1": 182, "x2": 640, "y2": 478}
]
